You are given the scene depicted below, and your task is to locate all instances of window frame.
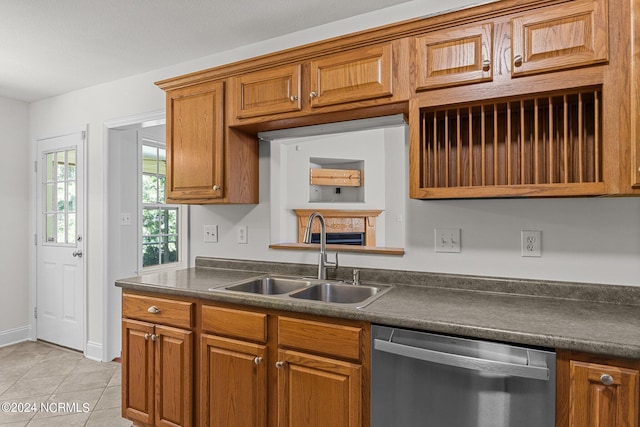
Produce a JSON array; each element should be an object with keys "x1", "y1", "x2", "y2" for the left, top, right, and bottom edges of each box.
[{"x1": 138, "y1": 134, "x2": 188, "y2": 273}]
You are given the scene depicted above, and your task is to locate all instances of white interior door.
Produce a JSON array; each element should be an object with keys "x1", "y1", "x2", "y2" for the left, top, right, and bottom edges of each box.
[{"x1": 36, "y1": 131, "x2": 85, "y2": 351}]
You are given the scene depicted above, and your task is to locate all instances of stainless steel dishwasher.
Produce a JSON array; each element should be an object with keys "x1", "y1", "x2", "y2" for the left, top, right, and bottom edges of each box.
[{"x1": 371, "y1": 325, "x2": 556, "y2": 427}]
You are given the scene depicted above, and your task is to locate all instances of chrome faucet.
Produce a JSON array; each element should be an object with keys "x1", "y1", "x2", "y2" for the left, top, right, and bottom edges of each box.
[{"x1": 303, "y1": 212, "x2": 338, "y2": 280}]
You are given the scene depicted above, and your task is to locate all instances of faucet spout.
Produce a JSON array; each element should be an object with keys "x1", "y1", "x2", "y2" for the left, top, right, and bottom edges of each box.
[{"x1": 303, "y1": 212, "x2": 338, "y2": 280}]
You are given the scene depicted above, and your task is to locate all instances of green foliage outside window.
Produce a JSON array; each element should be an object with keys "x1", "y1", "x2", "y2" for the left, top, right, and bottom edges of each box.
[{"x1": 142, "y1": 143, "x2": 178, "y2": 268}]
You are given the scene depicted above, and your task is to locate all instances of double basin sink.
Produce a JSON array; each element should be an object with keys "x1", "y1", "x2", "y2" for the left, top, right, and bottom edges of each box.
[{"x1": 211, "y1": 275, "x2": 391, "y2": 309}]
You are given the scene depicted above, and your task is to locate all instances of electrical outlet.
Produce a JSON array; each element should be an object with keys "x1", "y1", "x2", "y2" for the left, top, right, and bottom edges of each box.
[
  {"x1": 120, "y1": 213, "x2": 132, "y2": 226},
  {"x1": 237, "y1": 225, "x2": 248, "y2": 244},
  {"x1": 434, "y1": 228, "x2": 461, "y2": 253},
  {"x1": 521, "y1": 230, "x2": 541, "y2": 257},
  {"x1": 203, "y1": 225, "x2": 218, "y2": 243}
]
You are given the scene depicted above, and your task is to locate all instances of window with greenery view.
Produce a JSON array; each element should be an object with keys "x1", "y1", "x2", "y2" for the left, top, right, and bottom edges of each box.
[{"x1": 141, "y1": 141, "x2": 179, "y2": 268}]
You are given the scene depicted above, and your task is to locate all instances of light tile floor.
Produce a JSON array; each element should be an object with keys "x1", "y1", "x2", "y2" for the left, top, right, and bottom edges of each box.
[{"x1": 0, "y1": 341, "x2": 130, "y2": 426}]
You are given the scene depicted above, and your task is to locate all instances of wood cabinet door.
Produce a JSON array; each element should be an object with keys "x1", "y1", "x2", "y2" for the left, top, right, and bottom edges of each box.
[
  {"x1": 167, "y1": 80, "x2": 224, "y2": 201},
  {"x1": 232, "y1": 64, "x2": 302, "y2": 119},
  {"x1": 155, "y1": 325, "x2": 193, "y2": 427},
  {"x1": 569, "y1": 361, "x2": 639, "y2": 427},
  {"x1": 416, "y1": 23, "x2": 493, "y2": 90},
  {"x1": 511, "y1": 0, "x2": 608, "y2": 77},
  {"x1": 200, "y1": 334, "x2": 267, "y2": 427},
  {"x1": 277, "y1": 349, "x2": 362, "y2": 427},
  {"x1": 309, "y1": 43, "x2": 393, "y2": 108},
  {"x1": 122, "y1": 319, "x2": 155, "y2": 425}
]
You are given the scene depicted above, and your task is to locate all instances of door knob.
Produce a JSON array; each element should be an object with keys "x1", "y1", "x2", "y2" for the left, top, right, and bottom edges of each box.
[
  {"x1": 254, "y1": 356, "x2": 263, "y2": 365},
  {"x1": 72, "y1": 250, "x2": 83, "y2": 258},
  {"x1": 514, "y1": 54, "x2": 523, "y2": 67},
  {"x1": 309, "y1": 91, "x2": 318, "y2": 98},
  {"x1": 275, "y1": 361, "x2": 285, "y2": 369}
]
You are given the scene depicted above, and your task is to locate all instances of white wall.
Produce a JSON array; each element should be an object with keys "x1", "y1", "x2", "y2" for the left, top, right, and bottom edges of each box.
[
  {"x1": 24, "y1": 0, "x2": 640, "y2": 359},
  {"x1": 0, "y1": 96, "x2": 30, "y2": 346}
]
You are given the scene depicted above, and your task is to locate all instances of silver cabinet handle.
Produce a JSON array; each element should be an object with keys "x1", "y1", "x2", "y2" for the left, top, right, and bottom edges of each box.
[
  {"x1": 144, "y1": 333, "x2": 157, "y2": 341},
  {"x1": 600, "y1": 374, "x2": 614, "y2": 386},
  {"x1": 275, "y1": 361, "x2": 285, "y2": 369},
  {"x1": 290, "y1": 95, "x2": 298, "y2": 102},
  {"x1": 147, "y1": 306, "x2": 160, "y2": 314},
  {"x1": 482, "y1": 59, "x2": 491, "y2": 70},
  {"x1": 72, "y1": 250, "x2": 83, "y2": 258},
  {"x1": 374, "y1": 338, "x2": 550, "y2": 381},
  {"x1": 514, "y1": 54, "x2": 523, "y2": 67},
  {"x1": 213, "y1": 185, "x2": 220, "y2": 191},
  {"x1": 254, "y1": 356, "x2": 263, "y2": 365},
  {"x1": 309, "y1": 91, "x2": 318, "y2": 98},
  {"x1": 144, "y1": 333, "x2": 152, "y2": 340}
]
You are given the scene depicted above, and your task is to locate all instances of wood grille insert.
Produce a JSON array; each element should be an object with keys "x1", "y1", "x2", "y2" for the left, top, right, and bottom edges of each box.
[{"x1": 419, "y1": 87, "x2": 602, "y2": 189}]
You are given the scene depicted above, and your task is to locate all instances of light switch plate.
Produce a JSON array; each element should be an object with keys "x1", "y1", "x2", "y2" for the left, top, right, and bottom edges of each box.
[
  {"x1": 203, "y1": 225, "x2": 218, "y2": 243},
  {"x1": 120, "y1": 213, "x2": 132, "y2": 226},
  {"x1": 434, "y1": 228, "x2": 461, "y2": 253}
]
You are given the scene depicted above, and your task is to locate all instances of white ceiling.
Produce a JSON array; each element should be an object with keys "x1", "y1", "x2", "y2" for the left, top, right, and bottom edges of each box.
[{"x1": 0, "y1": 0, "x2": 410, "y2": 103}]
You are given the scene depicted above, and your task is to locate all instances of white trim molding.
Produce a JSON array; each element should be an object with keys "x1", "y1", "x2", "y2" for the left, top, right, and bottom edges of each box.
[
  {"x1": 0, "y1": 326, "x2": 32, "y2": 348},
  {"x1": 85, "y1": 341, "x2": 104, "y2": 361}
]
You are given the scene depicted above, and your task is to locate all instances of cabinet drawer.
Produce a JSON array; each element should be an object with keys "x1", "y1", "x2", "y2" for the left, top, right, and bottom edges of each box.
[
  {"x1": 278, "y1": 317, "x2": 362, "y2": 362},
  {"x1": 202, "y1": 305, "x2": 267, "y2": 343},
  {"x1": 122, "y1": 293, "x2": 193, "y2": 329}
]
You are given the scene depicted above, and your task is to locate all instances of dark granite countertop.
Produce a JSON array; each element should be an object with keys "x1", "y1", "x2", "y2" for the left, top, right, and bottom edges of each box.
[{"x1": 116, "y1": 257, "x2": 640, "y2": 359}]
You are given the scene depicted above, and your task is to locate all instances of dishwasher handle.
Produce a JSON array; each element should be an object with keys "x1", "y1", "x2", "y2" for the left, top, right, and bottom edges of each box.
[{"x1": 374, "y1": 338, "x2": 550, "y2": 381}]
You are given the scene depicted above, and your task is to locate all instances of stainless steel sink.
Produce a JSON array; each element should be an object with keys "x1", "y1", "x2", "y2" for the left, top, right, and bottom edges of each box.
[
  {"x1": 289, "y1": 282, "x2": 389, "y2": 306},
  {"x1": 213, "y1": 274, "x2": 392, "y2": 309},
  {"x1": 225, "y1": 277, "x2": 313, "y2": 295}
]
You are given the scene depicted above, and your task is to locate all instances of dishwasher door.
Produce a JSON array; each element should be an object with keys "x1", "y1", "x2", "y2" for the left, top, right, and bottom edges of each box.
[{"x1": 371, "y1": 325, "x2": 556, "y2": 427}]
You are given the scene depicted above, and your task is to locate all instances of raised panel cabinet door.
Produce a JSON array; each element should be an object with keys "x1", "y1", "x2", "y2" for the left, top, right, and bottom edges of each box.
[
  {"x1": 511, "y1": 0, "x2": 608, "y2": 77},
  {"x1": 200, "y1": 335, "x2": 267, "y2": 427},
  {"x1": 277, "y1": 349, "x2": 362, "y2": 427},
  {"x1": 122, "y1": 319, "x2": 155, "y2": 425},
  {"x1": 155, "y1": 325, "x2": 193, "y2": 427},
  {"x1": 309, "y1": 43, "x2": 393, "y2": 108},
  {"x1": 167, "y1": 80, "x2": 224, "y2": 201},
  {"x1": 233, "y1": 64, "x2": 302, "y2": 119},
  {"x1": 569, "y1": 361, "x2": 639, "y2": 427},
  {"x1": 416, "y1": 23, "x2": 493, "y2": 90}
]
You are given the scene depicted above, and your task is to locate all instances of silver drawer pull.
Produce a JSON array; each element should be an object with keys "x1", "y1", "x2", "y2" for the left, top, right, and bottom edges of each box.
[
  {"x1": 147, "y1": 306, "x2": 160, "y2": 314},
  {"x1": 600, "y1": 374, "x2": 614, "y2": 386},
  {"x1": 254, "y1": 356, "x2": 263, "y2": 365},
  {"x1": 144, "y1": 333, "x2": 151, "y2": 340},
  {"x1": 514, "y1": 54, "x2": 523, "y2": 67},
  {"x1": 275, "y1": 361, "x2": 285, "y2": 369}
]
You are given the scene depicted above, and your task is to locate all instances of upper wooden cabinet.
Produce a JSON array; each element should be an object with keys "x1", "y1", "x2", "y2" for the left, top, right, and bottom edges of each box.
[
  {"x1": 416, "y1": 23, "x2": 494, "y2": 90},
  {"x1": 163, "y1": 80, "x2": 259, "y2": 204},
  {"x1": 511, "y1": 0, "x2": 609, "y2": 77},
  {"x1": 308, "y1": 43, "x2": 393, "y2": 108},
  {"x1": 229, "y1": 42, "x2": 395, "y2": 122},
  {"x1": 166, "y1": 81, "x2": 225, "y2": 201},
  {"x1": 233, "y1": 64, "x2": 302, "y2": 119}
]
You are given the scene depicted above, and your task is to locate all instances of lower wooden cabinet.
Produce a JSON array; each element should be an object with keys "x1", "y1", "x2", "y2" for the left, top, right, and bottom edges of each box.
[
  {"x1": 276, "y1": 349, "x2": 362, "y2": 427},
  {"x1": 198, "y1": 302, "x2": 368, "y2": 427},
  {"x1": 557, "y1": 350, "x2": 640, "y2": 427},
  {"x1": 122, "y1": 319, "x2": 193, "y2": 427},
  {"x1": 200, "y1": 334, "x2": 267, "y2": 427}
]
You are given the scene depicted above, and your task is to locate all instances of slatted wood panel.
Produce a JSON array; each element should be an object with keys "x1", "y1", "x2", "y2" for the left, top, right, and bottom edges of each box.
[{"x1": 419, "y1": 87, "x2": 602, "y2": 189}]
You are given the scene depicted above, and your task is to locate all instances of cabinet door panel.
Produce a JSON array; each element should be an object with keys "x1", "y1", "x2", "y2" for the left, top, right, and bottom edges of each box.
[
  {"x1": 167, "y1": 81, "x2": 224, "y2": 200},
  {"x1": 122, "y1": 319, "x2": 155, "y2": 425},
  {"x1": 416, "y1": 23, "x2": 493, "y2": 90},
  {"x1": 201, "y1": 335, "x2": 267, "y2": 427},
  {"x1": 156, "y1": 325, "x2": 193, "y2": 427},
  {"x1": 569, "y1": 361, "x2": 639, "y2": 427},
  {"x1": 511, "y1": 0, "x2": 608, "y2": 76},
  {"x1": 233, "y1": 64, "x2": 302, "y2": 118},
  {"x1": 310, "y1": 43, "x2": 393, "y2": 107},
  {"x1": 277, "y1": 349, "x2": 361, "y2": 427}
]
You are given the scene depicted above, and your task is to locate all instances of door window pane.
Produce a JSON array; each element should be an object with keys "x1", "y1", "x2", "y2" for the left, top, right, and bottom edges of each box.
[{"x1": 43, "y1": 148, "x2": 77, "y2": 245}]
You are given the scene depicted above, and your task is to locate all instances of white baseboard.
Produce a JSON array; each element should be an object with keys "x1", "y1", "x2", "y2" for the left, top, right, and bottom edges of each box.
[
  {"x1": 85, "y1": 340, "x2": 103, "y2": 362},
  {"x1": 0, "y1": 326, "x2": 32, "y2": 348}
]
